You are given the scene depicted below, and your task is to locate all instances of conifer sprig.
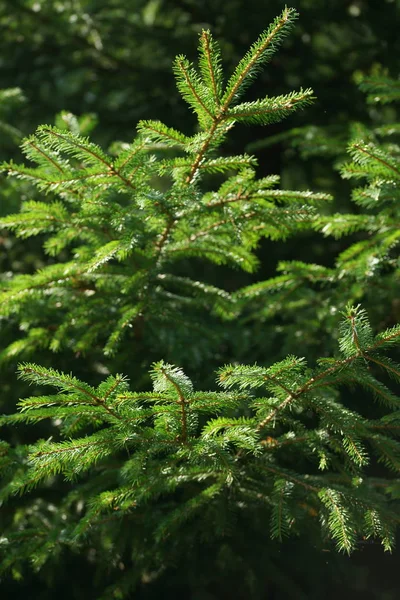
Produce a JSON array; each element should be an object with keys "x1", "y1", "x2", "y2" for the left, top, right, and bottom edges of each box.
[
  {"x1": 2, "y1": 306, "x2": 400, "y2": 560},
  {"x1": 198, "y1": 30, "x2": 224, "y2": 105},
  {"x1": 0, "y1": 12, "x2": 324, "y2": 360},
  {"x1": 222, "y1": 7, "x2": 298, "y2": 106}
]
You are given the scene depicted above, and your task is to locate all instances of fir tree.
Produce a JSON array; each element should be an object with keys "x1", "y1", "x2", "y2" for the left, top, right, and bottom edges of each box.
[
  {"x1": 1, "y1": 8, "x2": 400, "y2": 599},
  {"x1": 0, "y1": 7, "x2": 326, "y2": 369}
]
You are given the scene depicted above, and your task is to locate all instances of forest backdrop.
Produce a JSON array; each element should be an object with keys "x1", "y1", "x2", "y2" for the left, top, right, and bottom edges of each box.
[{"x1": 1, "y1": 1, "x2": 400, "y2": 599}]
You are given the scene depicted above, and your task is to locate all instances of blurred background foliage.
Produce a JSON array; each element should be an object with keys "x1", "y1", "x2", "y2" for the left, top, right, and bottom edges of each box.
[{"x1": 1, "y1": 0, "x2": 400, "y2": 598}]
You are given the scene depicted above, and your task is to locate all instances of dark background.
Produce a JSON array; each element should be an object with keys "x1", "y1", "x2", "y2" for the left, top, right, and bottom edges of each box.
[{"x1": 1, "y1": 0, "x2": 400, "y2": 598}]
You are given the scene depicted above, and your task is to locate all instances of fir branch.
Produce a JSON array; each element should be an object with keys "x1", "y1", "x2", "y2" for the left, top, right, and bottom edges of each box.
[
  {"x1": 319, "y1": 488, "x2": 356, "y2": 554},
  {"x1": 198, "y1": 30, "x2": 224, "y2": 105},
  {"x1": 137, "y1": 121, "x2": 190, "y2": 148},
  {"x1": 23, "y1": 139, "x2": 65, "y2": 173},
  {"x1": 222, "y1": 7, "x2": 298, "y2": 107},
  {"x1": 17, "y1": 364, "x2": 123, "y2": 421},
  {"x1": 173, "y1": 55, "x2": 215, "y2": 122},
  {"x1": 348, "y1": 141, "x2": 400, "y2": 177},
  {"x1": 153, "y1": 362, "x2": 192, "y2": 443},
  {"x1": 38, "y1": 127, "x2": 138, "y2": 190},
  {"x1": 225, "y1": 89, "x2": 314, "y2": 125}
]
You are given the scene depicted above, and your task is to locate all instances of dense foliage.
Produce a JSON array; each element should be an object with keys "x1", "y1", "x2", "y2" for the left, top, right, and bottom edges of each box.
[{"x1": 1, "y1": 3, "x2": 400, "y2": 600}]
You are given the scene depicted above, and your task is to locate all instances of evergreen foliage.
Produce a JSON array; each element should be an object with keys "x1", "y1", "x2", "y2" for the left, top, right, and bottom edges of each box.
[
  {"x1": 238, "y1": 68, "x2": 400, "y2": 359},
  {"x1": 0, "y1": 7, "x2": 327, "y2": 367},
  {"x1": 1, "y1": 8, "x2": 400, "y2": 599},
  {"x1": 1, "y1": 306, "x2": 400, "y2": 594}
]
